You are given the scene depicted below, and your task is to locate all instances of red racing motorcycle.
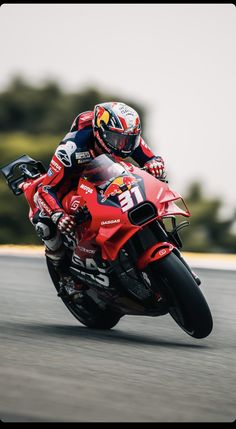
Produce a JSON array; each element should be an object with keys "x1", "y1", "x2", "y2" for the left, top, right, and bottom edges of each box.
[{"x1": 1, "y1": 153, "x2": 213, "y2": 338}]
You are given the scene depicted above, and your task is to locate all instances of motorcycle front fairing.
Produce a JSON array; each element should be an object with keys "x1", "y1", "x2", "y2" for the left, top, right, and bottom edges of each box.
[{"x1": 64, "y1": 154, "x2": 191, "y2": 264}]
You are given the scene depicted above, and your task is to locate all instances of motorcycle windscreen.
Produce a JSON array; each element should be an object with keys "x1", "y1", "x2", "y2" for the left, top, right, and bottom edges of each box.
[{"x1": 81, "y1": 154, "x2": 126, "y2": 185}]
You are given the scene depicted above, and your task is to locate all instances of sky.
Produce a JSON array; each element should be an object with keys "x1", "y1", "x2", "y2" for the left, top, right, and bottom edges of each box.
[{"x1": 0, "y1": 3, "x2": 235, "y2": 217}]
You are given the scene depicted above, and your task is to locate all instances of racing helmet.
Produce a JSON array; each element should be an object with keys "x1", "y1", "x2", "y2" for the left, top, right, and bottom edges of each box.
[{"x1": 93, "y1": 102, "x2": 141, "y2": 158}]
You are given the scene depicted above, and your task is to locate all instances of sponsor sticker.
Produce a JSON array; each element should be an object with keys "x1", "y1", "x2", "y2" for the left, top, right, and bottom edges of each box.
[
  {"x1": 100, "y1": 175, "x2": 139, "y2": 202},
  {"x1": 101, "y1": 219, "x2": 120, "y2": 226},
  {"x1": 70, "y1": 200, "x2": 81, "y2": 211},
  {"x1": 80, "y1": 183, "x2": 93, "y2": 194},
  {"x1": 47, "y1": 168, "x2": 54, "y2": 177},
  {"x1": 56, "y1": 149, "x2": 72, "y2": 167},
  {"x1": 76, "y1": 151, "x2": 91, "y2": 164},
  {"x1": 78, "y1": 246, "x2": 96, "y2": 255},
  {"x1": 55, "y1": 141, "x2": 76, "y2": 167},
  {"x1": 51, "y1": 159, "x2": 62, "y2": 172}
]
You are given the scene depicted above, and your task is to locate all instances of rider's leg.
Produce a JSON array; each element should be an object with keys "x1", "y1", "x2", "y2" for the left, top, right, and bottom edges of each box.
[
  {"x1": 32, "y1": 211, "x2": 66, "y2": 267},
  {"x1": 32, "y1": 210, "x2": 87, "y2": 301}
]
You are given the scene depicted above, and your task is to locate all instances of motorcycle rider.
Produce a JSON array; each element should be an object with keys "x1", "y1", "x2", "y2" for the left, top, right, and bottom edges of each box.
[{"x1": 32, "y1": 102, "x2": 167, "y2": 299}]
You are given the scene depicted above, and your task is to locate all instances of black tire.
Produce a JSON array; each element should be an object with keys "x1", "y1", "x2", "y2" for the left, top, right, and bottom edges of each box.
[
  {"x1": 46, "y1": 257, "x2": 122, "y2": 330},
  {"x1": 147, "y1": 253, "x2": 213, "y2": 338}
]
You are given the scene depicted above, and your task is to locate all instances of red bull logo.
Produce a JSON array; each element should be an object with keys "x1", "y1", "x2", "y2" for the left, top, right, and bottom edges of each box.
[
  {"x1": 100, "y1": 175, "x2": 139, "y2": 202},
  {"x1": 96, "y1": 108, "x2": 110, "y2": 128}
]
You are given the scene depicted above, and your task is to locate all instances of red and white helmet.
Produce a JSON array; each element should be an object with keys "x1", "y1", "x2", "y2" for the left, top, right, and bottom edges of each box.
[{"x1": 93, "y1": 102, "x2": 141, "y2": 158}]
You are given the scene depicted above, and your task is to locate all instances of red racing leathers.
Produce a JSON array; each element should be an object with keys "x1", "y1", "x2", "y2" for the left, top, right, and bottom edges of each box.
[{"x1": 35, "y1": 111, "x2": 166, "y2": 222}]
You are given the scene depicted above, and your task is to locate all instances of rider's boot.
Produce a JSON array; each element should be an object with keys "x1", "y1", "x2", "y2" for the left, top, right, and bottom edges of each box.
[
  {"x1": 34, "y1": 216, "x2": 89, "y2": 301},
  {"x1": 57, "y1": 273, "x2": 89, "y2": 303},
  {"x1": 34, "y1": 215, "x2": 68, "y2": 273},
  {"x1": 45, "y1": 243, "x2": 89, "y2": 302},
  {"x1": 45, "y1": 243, "x2": 67, "y2": 269}
]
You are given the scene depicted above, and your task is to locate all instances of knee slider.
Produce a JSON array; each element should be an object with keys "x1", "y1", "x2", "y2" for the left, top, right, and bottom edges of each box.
[{"x1": 35, "y1": 222, "x2": 54, "y2": 240}]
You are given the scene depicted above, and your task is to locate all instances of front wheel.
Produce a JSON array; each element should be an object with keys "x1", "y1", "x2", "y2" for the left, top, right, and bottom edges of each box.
[
  {"x1": 145, "y1": 253, "x2": 213, "y2": 338},
  {"x1": 46, "y1": 257, "x2": 122, "y2": 330}
]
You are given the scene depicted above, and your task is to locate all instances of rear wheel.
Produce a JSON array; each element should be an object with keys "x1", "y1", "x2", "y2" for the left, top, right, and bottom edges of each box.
[
  {"x1": 46, "y1": 257, "x2": 122, "y2": 330},
  {"x1": 145, "y1": 253, "x2": 213, "y2": 338}
]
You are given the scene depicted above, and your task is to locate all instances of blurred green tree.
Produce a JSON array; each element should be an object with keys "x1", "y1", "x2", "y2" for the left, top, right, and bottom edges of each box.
[
  {"x1": 0, "y1": 75, "x2": 146, "y2": 244},
  {"x1": 180, "y1": 182, "x2": 236, "y2": 253},
  {"x1": 0, "y1": 75, "x2": 146, "y2": 135},
  {"x1": 0, "y1": 76, "x2": 235, "y2": 251}
]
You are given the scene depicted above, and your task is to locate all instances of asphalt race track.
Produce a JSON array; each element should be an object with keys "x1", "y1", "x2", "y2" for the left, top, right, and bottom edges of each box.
[{"x1": 0, "y1": 255, "x2": 235, "y2": 422}]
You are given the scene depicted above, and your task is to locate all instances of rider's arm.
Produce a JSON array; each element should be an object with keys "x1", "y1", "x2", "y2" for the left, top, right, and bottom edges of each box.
[
  {"x1": 36, "y1": 139, "x2": 81, "y2": 234},
  {"x1": 37, "y1": 140, "x2": 77, "y2": 217},
  {"x1": 131, "y1": 137, "x2": 167, "y2": 179},
  {"x1": 37, "y1": 128, "x2": 93, "y2": 233},
  {"x1": 131, "y1": 137, "x2": 158, "y2": 165}
]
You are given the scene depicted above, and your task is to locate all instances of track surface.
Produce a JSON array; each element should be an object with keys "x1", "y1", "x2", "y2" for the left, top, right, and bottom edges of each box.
[{"x1": 0, "y1": 256, "x2": 235, "y2": 422}]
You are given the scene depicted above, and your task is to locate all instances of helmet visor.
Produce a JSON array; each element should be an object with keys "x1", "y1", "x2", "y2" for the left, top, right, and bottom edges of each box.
[{"x1": 103, "y1": 130, "x2": 140, "y2": 155}]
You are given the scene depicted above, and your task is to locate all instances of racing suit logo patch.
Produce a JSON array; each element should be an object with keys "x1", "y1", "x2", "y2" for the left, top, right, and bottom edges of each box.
[{"x1": 55, "y1": 141, "x2": 77, "y2": 167}]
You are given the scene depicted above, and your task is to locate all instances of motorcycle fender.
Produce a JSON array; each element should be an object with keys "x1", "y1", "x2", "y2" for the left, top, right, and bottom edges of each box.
[{"x1": 136, "y1": 242, "x2": 175, "y2": 270}]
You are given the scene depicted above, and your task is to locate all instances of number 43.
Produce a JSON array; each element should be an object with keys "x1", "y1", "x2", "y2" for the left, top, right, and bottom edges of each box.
[{"x1": 118, "y1": 186, "x2": 143, "y2": 212}]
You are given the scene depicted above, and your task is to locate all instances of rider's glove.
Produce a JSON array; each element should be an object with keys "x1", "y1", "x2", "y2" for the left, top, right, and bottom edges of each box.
[
  {"x1": 144, "y1": 156, "x2": 167, "y2": 180},
  {"x1": 51, "y1": 210, "x2": 76, "y2": 235}
]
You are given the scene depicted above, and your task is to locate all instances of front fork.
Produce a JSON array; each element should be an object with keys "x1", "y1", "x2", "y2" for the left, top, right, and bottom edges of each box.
[{"x1": 172, "y1": 247, "x2": 201, "y2": 285}]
